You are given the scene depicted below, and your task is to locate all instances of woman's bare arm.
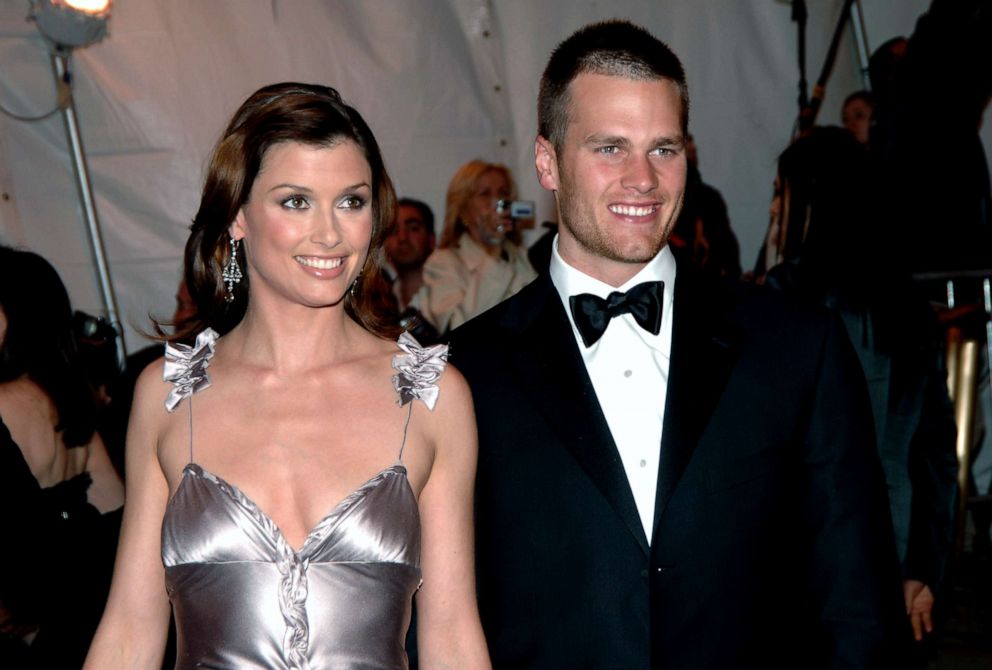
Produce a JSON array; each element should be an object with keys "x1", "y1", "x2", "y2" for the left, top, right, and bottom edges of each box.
[
  {"x1": 84, "y1": 363, "x2": 173, "y2": 669},
  {"x1": 415, "y1": 366, "x2": 491, "y2": 669}
]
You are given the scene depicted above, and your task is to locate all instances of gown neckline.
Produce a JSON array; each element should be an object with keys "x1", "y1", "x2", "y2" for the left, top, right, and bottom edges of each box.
[{"x1": 174, "y1": 460, "x2": 410, "y2": 556}]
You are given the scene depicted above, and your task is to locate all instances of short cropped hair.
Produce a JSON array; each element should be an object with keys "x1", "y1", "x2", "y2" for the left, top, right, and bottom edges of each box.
[
  {"x1": 842, "y1": 89, "x2": 874, "y2": 111},
  {"x1": 538, "y1": 19, "x2": 689, "y2": 152}
]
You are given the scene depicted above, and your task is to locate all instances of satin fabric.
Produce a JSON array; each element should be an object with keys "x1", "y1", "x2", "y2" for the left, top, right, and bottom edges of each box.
[
  {"x1": 161, "y1": 462, "x2": 421, "y2": 670},
  {"x1": 568, "y1": 280, "x2": 665, "y2": 347}
]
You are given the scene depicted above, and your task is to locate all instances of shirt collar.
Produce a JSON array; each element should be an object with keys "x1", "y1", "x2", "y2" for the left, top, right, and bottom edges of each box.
[
  {"x1": 550, "y1": 234, "x2": 676, "y2": 302},
  {"x1": 550, "y1": 235, "x2": 676, "y2": 352}
]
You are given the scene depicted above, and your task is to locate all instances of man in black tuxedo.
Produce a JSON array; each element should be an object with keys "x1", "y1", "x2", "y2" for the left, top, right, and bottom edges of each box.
[{"x1": 449, "y1": 20, "x2": 908, "y2": 669}]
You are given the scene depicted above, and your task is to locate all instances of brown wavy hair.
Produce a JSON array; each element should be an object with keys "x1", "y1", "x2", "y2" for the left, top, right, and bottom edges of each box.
[
  {"x1": 438, "y1": 160, "x2": 519, "y2": 249},
  {"x1": 168, "y1": 82, "x2": 398, "y2": 341}
]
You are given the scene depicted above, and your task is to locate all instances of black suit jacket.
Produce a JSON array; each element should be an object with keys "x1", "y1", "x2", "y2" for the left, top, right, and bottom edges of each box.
[{"x1": 449, "y1": 269, "x2": 908, "y2": 669}]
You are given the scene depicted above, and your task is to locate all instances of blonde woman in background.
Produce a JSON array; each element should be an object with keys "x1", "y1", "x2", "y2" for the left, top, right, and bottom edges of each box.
[{"x1": 419, "y1": 161, "x2": 536, "y2": 334}]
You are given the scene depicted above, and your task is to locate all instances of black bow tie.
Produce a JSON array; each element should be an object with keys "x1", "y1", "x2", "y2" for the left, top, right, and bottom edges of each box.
[{"x1": 569, "y1": 281, "x2": 665, "y2": 347}]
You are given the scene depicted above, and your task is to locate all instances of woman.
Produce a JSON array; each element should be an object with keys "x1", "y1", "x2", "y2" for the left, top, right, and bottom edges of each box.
[
  {"x1": 0, "y1": 246, "x2": 124, "y2": 667},
  {"x1": 419, "y1": 160, "x2": 536, "y2": 333},
  {"x1": 85, "y1": 83, "x2": 489, "y2": 669}
]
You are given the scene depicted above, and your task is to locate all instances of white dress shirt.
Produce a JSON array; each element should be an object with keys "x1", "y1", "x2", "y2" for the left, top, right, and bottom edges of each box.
[{"x1": 550, "y1": 236, "x2": 676, "y2": 544}]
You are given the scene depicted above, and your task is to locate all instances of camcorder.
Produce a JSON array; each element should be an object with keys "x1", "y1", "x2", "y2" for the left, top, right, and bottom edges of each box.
[{"x1": 495, "y1": 199, "x2": 535, "y2": 220}]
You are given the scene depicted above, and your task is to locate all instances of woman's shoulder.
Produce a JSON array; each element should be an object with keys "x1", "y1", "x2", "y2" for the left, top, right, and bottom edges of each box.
[
  {"x1": 0, "y1": 373, "x2": 43, "y2": 397},
  {"x1": 132, "y1": 353, "x2": 172, "y2": 416},
  {"x1": 424, "y1": 246, "x2": 461, "y2": 269},
  {"x1": 128, "y1": 351, "x2": 189, "y2": 481},
  {"x1": 134, "y1": 352, "x2": 167, "y2": 387},
  {"x1": 434, "y1": 360, "x2": 472, "y2": 413},
  {"x1": 0, "y1": 376, "x2": 58, "y2": 431},
  {"x1": 389, "y1": 332, "x2": 470, "y2": 414},
  {"x1": 427, "y1": 245, "x2": 460, "y2": 261}
]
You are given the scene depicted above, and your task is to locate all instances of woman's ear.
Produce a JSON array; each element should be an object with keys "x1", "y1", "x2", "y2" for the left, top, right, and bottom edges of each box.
[{"x1": 229, "y1": 209, "x2": 246, "y2": 241}]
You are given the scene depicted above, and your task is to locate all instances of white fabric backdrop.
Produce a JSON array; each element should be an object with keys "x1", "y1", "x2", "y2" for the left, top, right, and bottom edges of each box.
[{"x1": 0, "y1": 0, "x2": 988, "y2": 351}]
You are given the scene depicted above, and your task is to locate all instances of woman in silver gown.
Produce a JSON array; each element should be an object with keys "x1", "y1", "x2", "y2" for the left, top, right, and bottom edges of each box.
[{"x1": 85, "y1": 83, "x2": 490, "y2": 669}]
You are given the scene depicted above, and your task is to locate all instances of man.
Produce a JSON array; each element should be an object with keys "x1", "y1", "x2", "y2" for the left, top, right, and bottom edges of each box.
[
  {"x1": 450, "y1": 20, "x2": 907, "y2": 668},
  {"x1": 384, "y1": 197, "x2": 436, "y2": 311},
  {"x1": 384, "y1": 197, "x2": 440, "y2": 343}
]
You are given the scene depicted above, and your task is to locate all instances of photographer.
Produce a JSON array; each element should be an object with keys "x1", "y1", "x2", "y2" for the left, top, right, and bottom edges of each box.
[{"x1": 419, "y1": 160, "x2": 537, "y2": 334}]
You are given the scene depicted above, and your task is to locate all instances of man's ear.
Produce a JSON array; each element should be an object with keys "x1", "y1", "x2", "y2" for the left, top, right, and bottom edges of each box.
[{"x1": 535, "y1": 136, "x2": 559, "y2": 192}]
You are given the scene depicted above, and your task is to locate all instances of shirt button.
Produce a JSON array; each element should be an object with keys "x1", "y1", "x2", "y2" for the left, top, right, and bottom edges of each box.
[
  {"x1": 639, "y1": 459, "x2": 647, "y2": 467},
  {"x1": 624, "y1": 370, "x2": 632, "y2": 378}
]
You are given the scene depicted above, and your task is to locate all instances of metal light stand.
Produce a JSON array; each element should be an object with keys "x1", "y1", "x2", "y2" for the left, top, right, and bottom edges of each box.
[
  {"x1": 51, "y1": 49, "x2": 126, "y2": 369},
  {"x1": 791, "y1": 0, "x2": 809, "y2": 118},
  {"x1": 848, "y1": 0, "x2": 872, "y2": 89}
]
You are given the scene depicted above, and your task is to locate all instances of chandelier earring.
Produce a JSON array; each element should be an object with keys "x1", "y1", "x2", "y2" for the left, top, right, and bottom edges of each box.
[
  {"x1": 350, "y1": 270, "x2": 362, "y2": 298},
  {"x1": 222, "y1": 236, "x2": 243, "y2": 303}
]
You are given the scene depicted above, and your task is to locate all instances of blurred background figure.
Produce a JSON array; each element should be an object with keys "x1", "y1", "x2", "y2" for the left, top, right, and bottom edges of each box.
[
  {"x1": 386, "y1": 198, "x2": 436, "y2": 311},
  {"x1": 870, "y1": 0, "x2": 991, "y2": 275},
  {"x1": 419, "y1": 160, "x2": 536, "y2": 334},
  {"x1": 841, "y1": 90, "x2": 874, "y2": 146},
  {"x1": 384, "y1": 197, "x2": 440, "y2": 343},
  {"x1": 0, "y1": 245, "x2": 124, "y2": 668},
  {"x1": 870, "y1": 0, "x2": 992, "y2": 569},
  {"x1": 670, "y1": 133, "x2": 741, "y2": 278},
  {"x1": 757, "y1": 127, "x2": 958, "y2": 654}
]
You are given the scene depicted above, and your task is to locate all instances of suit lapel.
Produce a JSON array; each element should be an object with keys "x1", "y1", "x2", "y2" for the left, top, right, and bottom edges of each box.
[
  {"x1": 503, "y1": 277, "x2": 650, "y2": 555},
  {"x1": 653, "y1": 271, "x2": 740, "y2": 532}
]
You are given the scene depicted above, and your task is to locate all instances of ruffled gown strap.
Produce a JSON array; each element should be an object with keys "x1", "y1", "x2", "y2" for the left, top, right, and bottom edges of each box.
[
  {"x1": 162, "y1": 327, "x2": 218, "y2": 462},
  {"x1": 390, "y1": 332, "x2": 449, "y2": 460}
]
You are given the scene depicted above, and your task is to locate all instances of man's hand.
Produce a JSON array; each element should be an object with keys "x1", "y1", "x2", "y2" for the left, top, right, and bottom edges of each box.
[{"x1": 903, "y1": 579, "x2": 935, "y2": 641}]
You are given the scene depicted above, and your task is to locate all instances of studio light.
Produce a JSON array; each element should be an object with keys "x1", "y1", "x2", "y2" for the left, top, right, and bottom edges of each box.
[{"x1": 31, "y1": 0, "x2": 112, "y2": 51}]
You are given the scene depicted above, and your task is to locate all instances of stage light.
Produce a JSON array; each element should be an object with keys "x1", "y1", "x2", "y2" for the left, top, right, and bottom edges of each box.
[
  {"x1": 30, "y1": 0, "x2": 112, "y2": 51},
  {"x1": 65, "y1": 0, "x2": 111, "y2": 13}
]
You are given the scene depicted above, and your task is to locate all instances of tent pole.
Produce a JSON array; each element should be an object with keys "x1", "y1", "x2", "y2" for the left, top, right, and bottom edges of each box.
[
  {"x1": 849, "y1": 0, "x2": 872, "y2": 90},
  {"x1": 51, "y1": 51, "x2": 127, "y2": 369}
]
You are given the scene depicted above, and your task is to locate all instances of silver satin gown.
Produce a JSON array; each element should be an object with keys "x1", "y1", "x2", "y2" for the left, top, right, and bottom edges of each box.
[{"x1": 159, "y1": 330, "x2": 446, "y2": 670}]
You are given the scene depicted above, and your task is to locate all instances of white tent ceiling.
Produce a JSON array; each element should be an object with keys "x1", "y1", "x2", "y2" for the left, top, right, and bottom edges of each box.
[{"x1": 0, "y1": 0, "x2": 988, "y2": 351}]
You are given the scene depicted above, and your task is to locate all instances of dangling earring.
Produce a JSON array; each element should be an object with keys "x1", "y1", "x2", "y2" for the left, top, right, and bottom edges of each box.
[
  {"x1": 349, "y1": 270, "x2": 362, "y2": 298},
  {"x1": 222, "y1": 237, "x2": 243, "y2": 303}
]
